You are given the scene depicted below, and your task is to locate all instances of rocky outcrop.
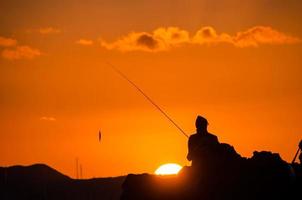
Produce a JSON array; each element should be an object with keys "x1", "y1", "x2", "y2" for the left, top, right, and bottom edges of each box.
[{"x1": 121, "y1": 143, "x2": 302, "y2": 200}]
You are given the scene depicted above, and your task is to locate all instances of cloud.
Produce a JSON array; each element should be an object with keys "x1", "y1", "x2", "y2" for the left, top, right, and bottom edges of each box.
[
  {"x1": 27, "y1": 27, "x2": 61, "y2": 34},
  {"x1": 2, "y1": 46, "x2": 42, "y2": 60},
  {"x1": 39, "y1": 27, "x2": 61, "y2": 34},
  {"x1": 0, "y1": 36, "x2": 42, "y2": 61},
  {"x1": 0, "y1": 36, "x2": 17, "y2": 47},
  {"x1": 192, "y1": 27, "x2": 232, "y2": 45},
  {"x1": 40, "y1": 117, "x2": 56, "y2": 121},
  {"x1": 100, "y1": 27, "x2": 190, "y2": 52},
  {"x1": 76, "y1": 39, "x2": 94, "y2": 46},
  {"x1": 153, "y1": 27, "x2": 190, "y2": 46},
  {"x1": 100, "y1": 26, "x2": 301, "y2": 52},
  {"x1": 136, "y1": 34, "x2": 159, "y2": 50},
  {"x1": 232, "y1": 26, "x2": 301, "y2": 47},
  {"x1": 100, "y1": 32, "x2": 160, "y2": 52}
]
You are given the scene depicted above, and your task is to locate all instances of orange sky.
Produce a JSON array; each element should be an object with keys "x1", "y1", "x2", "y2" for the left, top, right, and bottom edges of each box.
[{"x1": 0, "y1": 0, "x2": 302, "y2": 178}]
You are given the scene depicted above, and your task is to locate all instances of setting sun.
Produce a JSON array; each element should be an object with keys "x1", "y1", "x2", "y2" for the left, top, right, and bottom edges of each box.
[{"x1": 155, "y1": 163, "x2": 182, "y2": 175}]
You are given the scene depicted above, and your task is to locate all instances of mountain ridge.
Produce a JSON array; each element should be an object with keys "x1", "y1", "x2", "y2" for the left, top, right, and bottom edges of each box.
[{"x1": 0, "y1": 164, "x2": 125, "y2": 200}]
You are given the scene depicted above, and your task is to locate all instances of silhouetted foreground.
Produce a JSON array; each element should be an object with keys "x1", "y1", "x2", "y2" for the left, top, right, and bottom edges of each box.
[
  {"x1": 0, "y1": 164, "x2": 125, "y2": 200},
  {"x1": 1, "y1": 146, "x2": 301, "y2": 200},
  {"x1": 122, "y1": 143, "x2": 302, "y2": 200}
]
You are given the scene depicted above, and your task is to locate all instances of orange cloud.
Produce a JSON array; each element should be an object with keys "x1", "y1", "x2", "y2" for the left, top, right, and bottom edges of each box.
[
  {"x1": 192, "y1": 27, "x2": 232, "y2": 45},
  {"x1": 100, "y1": 26, "x2": 301, "y2": 52},
  {"x1": 153, "y1": 27, "x2": 190, "y2": 46},
  {"x1": 76, "y1": 39, "x2": 94, "y2": 46},
  {"x1": 0, "y1": 36, "x2": 17, "y2": 47},
  {"x1": 39, "y1": 27, "x2": 61, "y2": 34},
  {"x1": 2, "y1": 46, "x2": 42, "y2": 60},
  {"x1": 27, "y1": 27, "x2": 61, "y2": 34},
  {"x1": 40, "y1": 117, "x2": 56, "y2": 121},
  {"x1": 100, "y1": 27, "x2": 190, "y2": 52},
  {"x1": 232, "y1": 26, "x2": 301, "y2": 47},
  {"x1": 100, "y1": 32, "x2": 161, "y2": 52}
]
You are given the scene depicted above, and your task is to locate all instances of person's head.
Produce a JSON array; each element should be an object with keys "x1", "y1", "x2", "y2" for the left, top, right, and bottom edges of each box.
[{"x1": 195, "y1": 115, "x2": 208, "y2": 133}]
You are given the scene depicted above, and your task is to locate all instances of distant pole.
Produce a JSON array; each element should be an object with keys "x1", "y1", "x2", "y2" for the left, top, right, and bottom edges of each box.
[
  {"x1": 75, "y1": 158, "x2": 79, "y2": 179},
  {"x1": 80, "y1": 164, "x2": 83, "y2": 179}
]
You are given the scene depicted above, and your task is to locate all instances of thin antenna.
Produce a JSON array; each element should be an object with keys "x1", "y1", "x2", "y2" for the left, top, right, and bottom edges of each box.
[
  {"x1": 80, "y1": 164, "x2": 83, "y2": 179},
  {"x1": 106, "y1": 62, "x2": 188, "y2": 138},
  {"x1": 75, "y1": 158, "x2": 79, "y2": 179}
]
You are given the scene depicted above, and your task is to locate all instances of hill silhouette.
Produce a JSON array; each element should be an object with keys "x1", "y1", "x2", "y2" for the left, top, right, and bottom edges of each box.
[
  {"x1": 0, "y1": 164, "x2": 125, "y2": 200},
  {"x1": 0, "y1": 164, "x2": 69, "y2": 183}
]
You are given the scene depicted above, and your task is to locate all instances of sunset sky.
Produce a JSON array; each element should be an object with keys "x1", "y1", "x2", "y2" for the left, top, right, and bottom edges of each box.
[{"x1": 1, "y1": 0, "x2": 302, "y2": 178}]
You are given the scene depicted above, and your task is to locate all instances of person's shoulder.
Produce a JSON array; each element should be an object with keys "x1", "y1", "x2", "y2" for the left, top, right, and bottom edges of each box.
[
  {"x1": 189, "y1": 133, "x2": 199, "y2": 140},
  {"x1": 208, "y1": 132, "x2": 218, "y2": 140}
]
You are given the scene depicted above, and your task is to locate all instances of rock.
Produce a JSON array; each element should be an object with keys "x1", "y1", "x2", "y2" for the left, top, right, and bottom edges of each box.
[{"x1": 121, "y1": 142, "x2": 301, "y2": 200}]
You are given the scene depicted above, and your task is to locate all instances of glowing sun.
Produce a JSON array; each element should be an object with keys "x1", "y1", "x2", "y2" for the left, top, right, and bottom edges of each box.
[{"x1": 155, "y1": 163, "x2": 182, "y2": 175}]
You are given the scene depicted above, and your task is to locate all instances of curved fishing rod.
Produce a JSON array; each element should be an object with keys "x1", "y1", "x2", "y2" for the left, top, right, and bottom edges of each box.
[{"x1": 106, "y1": 62, "x2": 188, "y2": 138}]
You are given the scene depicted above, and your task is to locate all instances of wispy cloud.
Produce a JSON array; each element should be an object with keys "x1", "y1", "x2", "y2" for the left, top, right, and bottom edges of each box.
[
  {"x1": 2, "y1": 46, "x2": 42, "y2": 60},
  {"x1": 40, "y1": 116, "x2": 56, "y2": 121},
  {"x1": 27, "y1": 27, "x2": 61, "y2": 35},
  {"x1": 76, "y1": 39, "x2": 94, "y2": 46},
  {"x1": 0, "y1": 36, "x2": 42, "y2": 61},
  {"x1": 0, "y1": 36, "x2": 17, "y2": 47},
  {"x1": 100, "y1": 26, "x2": 301, "y2": 52},
  {"x1": 39, "y1": 27, "x2": 61, "y2": 34}
]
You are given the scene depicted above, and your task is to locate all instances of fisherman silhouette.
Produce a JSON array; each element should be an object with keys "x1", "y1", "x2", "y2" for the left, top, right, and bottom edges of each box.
[{"x1": 187, "y1": 116, "x2": 219, "y2": 167}]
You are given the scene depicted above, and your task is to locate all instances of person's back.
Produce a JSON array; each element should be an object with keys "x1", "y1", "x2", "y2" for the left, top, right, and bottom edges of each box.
[{"x1": 187, "y1": 116, "x2": 219, "y2": 166}]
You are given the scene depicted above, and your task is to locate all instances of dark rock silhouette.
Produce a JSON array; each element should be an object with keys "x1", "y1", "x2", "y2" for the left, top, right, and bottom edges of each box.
[
  {"x1": 0, "y1": 164, "x2": 125, "y2": 200},
  {"x1": 121, "y1": 143, "x2": 302, "y2": 200}
]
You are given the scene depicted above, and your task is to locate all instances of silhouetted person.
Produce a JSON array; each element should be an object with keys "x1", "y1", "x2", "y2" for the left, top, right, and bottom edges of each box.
[{"x1": 187, "y1": 116, "x2": 219, "y2": 167}]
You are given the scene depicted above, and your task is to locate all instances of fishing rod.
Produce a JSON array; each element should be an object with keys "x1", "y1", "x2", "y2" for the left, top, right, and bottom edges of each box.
[
  {"x1": 292, "y1": 148, "x2": 300, "y2": 164},
  {"x1": 292, "y1": 140, "x2": 302, "y2": 164},
  {"x1": 106, "y1": 62, "x2": 189, "y2": 138}
]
